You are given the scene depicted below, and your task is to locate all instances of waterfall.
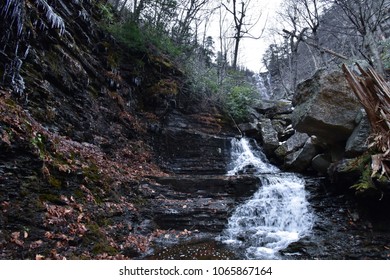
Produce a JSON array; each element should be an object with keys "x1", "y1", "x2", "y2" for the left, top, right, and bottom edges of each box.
[
  {"x1": 221, "y1": 138, "x2": 313, "y2": 259},
  {"x1": 253, "y1": 73, "x2": 273, "y2": 100}
]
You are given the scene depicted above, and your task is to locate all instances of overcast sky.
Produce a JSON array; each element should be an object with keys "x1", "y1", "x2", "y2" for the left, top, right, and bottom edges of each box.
[
  {"x1": 204, "y1": 0, "x2": 282, "y2": 72},
  {"x1": 237, "y1": 0, "x2": 282, "y2": 72}
]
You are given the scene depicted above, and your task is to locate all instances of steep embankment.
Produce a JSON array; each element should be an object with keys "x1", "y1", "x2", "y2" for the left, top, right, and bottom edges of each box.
[{"x1": 0, "y1": 1, "x2": 238, "y2": 259}]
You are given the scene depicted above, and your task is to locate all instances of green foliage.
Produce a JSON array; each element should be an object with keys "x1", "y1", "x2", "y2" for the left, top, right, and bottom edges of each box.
[
  {"x1": 31, "y1": 133, "x2": 46, "y2": 159},
  {"x1": 108, "y1": 20, "x2": 181, "y2": 57},
  {"x1": 346, "y1": 154, "x2": 381, "y2": 195},
  {"x1": 108, "y1": 21, "x2": 145, "y2": 51},
  {"x1": 184, "y1": 58, "x2": 220, "y2": 101},
  {"x1": 97, "y1": 2, "x2": 115, "y2": 24},
  {"x1": 225, "y1": 84, "x2": 257, "y2": 122}
]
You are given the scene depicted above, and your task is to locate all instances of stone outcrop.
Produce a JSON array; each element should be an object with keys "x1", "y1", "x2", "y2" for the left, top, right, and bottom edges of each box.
[
  {"x1": 0, "y1": 1, "x2": 247, "y2": 259},
  {"x1": 292, "y1": 70, "x2": 362, "y2": 144},
  {"x1": 258, "y1": 118, "x2": 279, "y2": 154},
  {"x1": 285, "y1": 137, "x2": 320, "y2": 172},
  {"x1": 345, "y1": 111, "x2": 371, "y2": 157},
  {"x1": 242, "y1": 70, "x2": 372, "y2": 176},
  {"x1": 146, "y1": 175, "x2": 260, "y2": 231},
  {"x1": 155, "y1": 110, "x2": 238, "y2": 175},
  {"x1": 274, "y1": 132, "x2": 310, "y2": 159}
]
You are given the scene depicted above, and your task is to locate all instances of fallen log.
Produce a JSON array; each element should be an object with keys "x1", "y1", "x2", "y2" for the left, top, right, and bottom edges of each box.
[{"x1": 342, "y1": 63, "x2": 390, "y2": 178}]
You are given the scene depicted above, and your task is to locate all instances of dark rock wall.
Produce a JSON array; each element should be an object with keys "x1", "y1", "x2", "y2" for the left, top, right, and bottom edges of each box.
[{"x1": 0, "y1": 1, "x2": 246, "y2": 259}]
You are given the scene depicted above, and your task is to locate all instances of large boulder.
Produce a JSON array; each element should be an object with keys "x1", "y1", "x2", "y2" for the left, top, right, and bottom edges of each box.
[
  {"x1": 292, "y1": 70, "x2": 362, "y2": 144},
  {"x1": 275, "y1": 132, "x2": 309, "y2": 159},
  {"x1": 258, "y1": 118, "x2": 279, "y2": 154},
  {"x1": 311, "y1": 153, "x2": 332, "y2": 175},
  {"x1": 345, "y1": 110, "x2": 371, "y2": 157},
  {"x1": 238, "y1": 121, "x2": 259, "y2": 138},
  {"x1": 285, "y1": 137, "x2": 320, "y2": 172},
  {"x1": 253, "y1": 99, "x2": 293, "y2": 116}
]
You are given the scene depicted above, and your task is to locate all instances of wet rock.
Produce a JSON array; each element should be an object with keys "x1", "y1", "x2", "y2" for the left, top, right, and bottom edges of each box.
[
  {"x1": 148, "y1": 174, "x2": 260, "y2": 232},
  {"x1": 328, "y1": 159, "x2": 361, "y2": 192},
  {"x1": 156, "y1": 111, "x2": 237, "y2": 175},
  {"x1": 275, "y1": 132, "x2": 309, "y2": 159},
  {"x1": 258, "y1": 118, "x2": 279, "y2": 154},
  {"x1": 345, "y1": 113, "x2": 370, "y2": 157},
  {"x1": 285, "y1": 137, "x2": 320, "y2": 172},
  {"x1": 238, "y1": 121, "x2": 259, "y2": 137},
  {"x1": 311, "y1": 154, "x2": 332, "y2": 175},
  {"x1": 292, "y1": 70, "x2": 362, "y2": 144},
  {"x1": 153, "y1": 175, "x2": 260, "y2": 197}
]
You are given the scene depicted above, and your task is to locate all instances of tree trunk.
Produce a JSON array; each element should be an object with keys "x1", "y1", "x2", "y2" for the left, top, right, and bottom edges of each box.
[{"x1": 365, "y1": 30, "x2": 385, "y2": 75}]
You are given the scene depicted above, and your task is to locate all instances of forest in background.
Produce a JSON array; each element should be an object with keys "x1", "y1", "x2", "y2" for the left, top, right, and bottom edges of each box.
[{"x1": 101, "y1": 0, "x2": 390, "y2": 115}]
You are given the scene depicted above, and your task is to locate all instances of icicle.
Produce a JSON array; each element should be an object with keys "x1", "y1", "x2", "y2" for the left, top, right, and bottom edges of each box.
[
  {"x1": 1, "y1": 0, "x2": 25, "y2": 37},
  {"x1": 35, "y1": 0, "x2": 66, "y2": 35}
]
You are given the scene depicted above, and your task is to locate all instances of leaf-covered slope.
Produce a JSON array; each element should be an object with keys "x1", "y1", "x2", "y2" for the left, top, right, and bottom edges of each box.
[{"x1": 0, "y1": 0, "x2": 185, "y2": 259}]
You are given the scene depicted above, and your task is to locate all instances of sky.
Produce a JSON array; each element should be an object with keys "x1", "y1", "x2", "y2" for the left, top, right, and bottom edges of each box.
[
  {"x1": 237, "y1": 0, "x2": 282, "y2": 72},
  {"x1": 204, "y1": 0, "x2": 283, "y2": 73}
]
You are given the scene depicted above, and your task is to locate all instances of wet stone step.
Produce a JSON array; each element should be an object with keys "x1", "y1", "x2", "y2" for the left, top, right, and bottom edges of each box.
[{"x1": 150, "y1": 174, "x2": 260, "y2": 198}]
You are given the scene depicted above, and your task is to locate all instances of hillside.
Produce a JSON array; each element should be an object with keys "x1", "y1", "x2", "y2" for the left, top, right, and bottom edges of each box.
[{"x1": 0, "y1": 0, "x2": 238, "y2": 259}]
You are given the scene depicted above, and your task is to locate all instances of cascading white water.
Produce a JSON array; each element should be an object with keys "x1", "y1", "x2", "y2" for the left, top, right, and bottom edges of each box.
[{"x1": 222, "y1": 138, "x2": 313, "y2": 259}]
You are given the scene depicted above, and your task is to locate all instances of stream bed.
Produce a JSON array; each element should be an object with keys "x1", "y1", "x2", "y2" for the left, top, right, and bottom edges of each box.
[{"x1": 145, "y1": 138, "x2": 390, "y2": 260}]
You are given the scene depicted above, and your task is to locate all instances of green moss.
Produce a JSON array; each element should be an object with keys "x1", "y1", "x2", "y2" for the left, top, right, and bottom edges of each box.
[
  {"x1": 39, "y1": 193, "x2": 62, "y2": 203},
  {"x1": 149, "y1": 79, "x2": 179, "y2": 95},
  {"x1": 30, "y1": 133, "x2": 46, "y2": 159},
  {"x1": 92, "y1": 243, "x2": 118, "y2": 255},
  {"x1": 48, "y1": 175, "x2": 62, "y2": 188},
  {"x1": 82, "y1": 163, "x2": 101, "y2": 182},
  {"x1": 107, "y1": 50, "x2": 120, "y2": 69},
  {"x1": 4, "y1": 98, "x2": 17, "y2": 108},
  {"x1": 83, "y1": 222, "x2": 118, "y2": 256},
  {"x1": 132, "y1": 196, "x2": 147, "y2": 207},
  {"x1": 73, "y1": 189, "x2": 85, "y2": 200}
]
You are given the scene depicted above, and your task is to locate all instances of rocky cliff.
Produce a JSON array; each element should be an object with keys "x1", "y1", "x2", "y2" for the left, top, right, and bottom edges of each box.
[{"x1": 0, "y1": 1, "x2": 251, "y2": 259}]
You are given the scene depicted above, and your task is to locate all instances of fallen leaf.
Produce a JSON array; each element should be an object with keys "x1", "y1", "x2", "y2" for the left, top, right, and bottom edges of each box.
[
  {"x1": 30, "y1": 240, "x2": 43, "y2": 249},
  {"x1": 35, "y1": 254, "x2": 45, "y2": 260}
]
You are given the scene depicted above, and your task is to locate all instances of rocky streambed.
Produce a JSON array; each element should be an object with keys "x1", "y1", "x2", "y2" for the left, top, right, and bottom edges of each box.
[
  {"x1": 143, "y1": 108, "x2": 390, "y2": 260},
  {"x1": 144, "y1": 176, "x2": 390, "y2": 260}
]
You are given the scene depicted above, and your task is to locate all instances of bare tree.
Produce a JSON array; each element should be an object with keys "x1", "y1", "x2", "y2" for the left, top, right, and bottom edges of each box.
[
  {"x1": 333, "y1": 0, "x2": 390, "y2": 74},
  {"x1": 278, "y1": 0, "x2": 308, "y2": 93},
  {"x1": 173, "y1": 0, "x2": 210, "y2": 44},
  {"x1": 222, "y1": 0, "x2": 264, "y2": 69}
]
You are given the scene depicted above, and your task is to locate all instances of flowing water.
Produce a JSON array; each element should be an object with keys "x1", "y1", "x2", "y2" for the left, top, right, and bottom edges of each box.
[
  {"x1": 147, "y1": 137, "x2": 390, "y2": 260},
  {"x1": 220, "y1": 138, "x2": 314, "y2": 259}
]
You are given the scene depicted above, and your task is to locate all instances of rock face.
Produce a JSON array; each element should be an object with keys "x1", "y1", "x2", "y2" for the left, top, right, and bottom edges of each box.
[
  {"x1": 258, "y1": 118, "x2": 279, "y2": 154},
  {"x1": 147, "y1": 175, "x2": 260, "y2": 231},
  {"x1": 150, "y1": 109, "x2": 258, "y2": 232},
  {"x1": 275, "y1": 132, "x2": 309, "y2": 159},
  {"x1": 285, "y1": 138, "x2": 320, "y2": 172},
  {"x1": 155, "y1": 110, "x2": 238, "y2": 175},
  {"x1": 0, "y1": 1, "x2": 248, "y2": 260},
  {"x1": 292, "y1": 70, "x2": 362, "y2": 144},
  {"x1": 345, "y1": 111, "x2": 371, "y2": 157}
]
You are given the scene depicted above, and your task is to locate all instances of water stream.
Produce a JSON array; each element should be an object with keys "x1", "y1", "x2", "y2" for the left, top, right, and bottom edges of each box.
[
  {"x1": 147, "y1": 137, "x2": 390, "y2": 260},
  {"x1": 220, "y1": 138, "x2": 314, "y2": 259}
]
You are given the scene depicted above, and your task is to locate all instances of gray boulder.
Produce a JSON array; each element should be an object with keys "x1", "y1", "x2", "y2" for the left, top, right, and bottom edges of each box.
[
  {"x1": 345, "y1": 112, "x2": 371, "y2": 157},
  {"x1": 238, "y1": 121, "x2": 259, "y2": 137},
  {"x1": 275, "y1": 132, "x2": 309, "y2": 158},
  {"x1": 258, "y1": 118, "x2": 279, "y2": 153},
  {"x1": 292, "y1": 70, "x2": 362, "y2": 144},
  {"x1": 285, "y1": 137, "x2": 320, "y2": 172},
  {"x1": 311, "y1": 153, "x2": 332, "y2": 175}
]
